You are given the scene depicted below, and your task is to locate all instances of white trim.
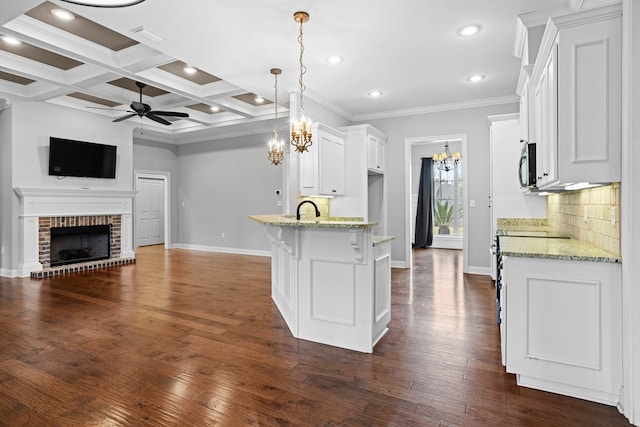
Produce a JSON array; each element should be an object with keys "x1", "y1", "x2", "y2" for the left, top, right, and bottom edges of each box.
[
  {"x1": 0, "y1": 268, "x2": 18, "y2": 278},
  {"x1": 134, "y1": 170, "x2": 171, "y2": 250},
  {"x1": 354, "y1": 96, "x2": 518, "y2": 122},
  {"x1": 621, "y1": 0, "x2": 638, "y2": 423},
  {"x1": 431, "y1": 235, "x2": 464, "y2": 250},
  {"x1": 404, "y1": 134, "x2": 469, "y2": 273},
  {"x1": 468, "y1": 266, "x2": 492, "y2": 276},
  {"x1": 172, "y1": 244, "x2": 271, "y2": 257},
  {"x1": 391, "y1": 260, "x2": 408, "y2": 269}
]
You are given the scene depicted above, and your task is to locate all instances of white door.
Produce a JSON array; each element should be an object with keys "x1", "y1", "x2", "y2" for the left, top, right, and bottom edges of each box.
[{"x1": 137, "y1": 177, "x2": 165, "y2": 246}]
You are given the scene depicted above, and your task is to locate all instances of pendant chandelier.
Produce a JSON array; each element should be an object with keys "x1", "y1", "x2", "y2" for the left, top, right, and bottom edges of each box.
[
  {"x1": 60, "y1": 0, "x2": 145, "y2": 6},
  {"x1": 433, "y1": 141, "x2": 461, "y2": 171},
  {"x1": 268, "y1": 68, "x2": 284, "y2": 166},
  {"x1": 290, "y1": 11, "x2": 313, "y2": 153}
]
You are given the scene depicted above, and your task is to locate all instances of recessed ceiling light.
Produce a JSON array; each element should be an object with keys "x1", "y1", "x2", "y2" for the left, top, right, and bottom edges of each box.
[
  {"x1": 467, "y1": 74, "x2": 485, "y2": 83},
  {"x1": 368, "y1": 91, "x2": 382, "y2": 98},
  {"x1": 255, "y1": 96, "x2": 265, "y2": 104},
  {"x1": 0, "y1": 36, "x2": 21, "y2": 46},
  {"x1": 183, "y1": 65, "x2": 197, "y2": 75},
  {"x1": 458, "y1": 25, "x2": 481, "y2": 37},
  {"x1": 60, "y1": 0, "x2": 146, "y2": 7},
  {"x1": 327, "y1": 56, "x2": 343, "y2": 64},
  {"x1": 210, "y1": 106, "x2": 220, "y2": 112},
  {"x1": 51, "y1": 8, "x2": 75, "y2": 20}
]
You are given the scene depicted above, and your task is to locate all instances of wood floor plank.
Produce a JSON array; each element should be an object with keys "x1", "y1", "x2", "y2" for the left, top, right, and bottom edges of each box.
[{"x1": 0, "y1": 246, "x2": 631, "y2": 426}]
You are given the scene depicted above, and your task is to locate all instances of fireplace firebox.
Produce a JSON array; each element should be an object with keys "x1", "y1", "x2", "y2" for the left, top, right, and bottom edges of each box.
[{"x1": 50, "y1": 225, "x2": 111, "y2": 267}]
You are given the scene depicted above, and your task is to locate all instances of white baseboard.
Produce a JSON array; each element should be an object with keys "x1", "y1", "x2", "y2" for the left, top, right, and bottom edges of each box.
[
  {"x1": 468, "y1": 265, "x2": 492, "y2": 276},
  {"x1": 391, "y1": 260, "x2": 408, "y2": 269},
  {"x1": 0, "y1": 268, "x2": 18, "y2": 278},
  {"x1": 172, "y1": 244, "x2": 271, "y2": 257}
]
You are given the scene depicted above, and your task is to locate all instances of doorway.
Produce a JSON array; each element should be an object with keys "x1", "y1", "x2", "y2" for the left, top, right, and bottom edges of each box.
[
  {"x1": 404, "y1": 134, "x2": 469, "y2": 272},
  {"x1": 135, "y1": 172, "x2": 170, "y2": 248}
]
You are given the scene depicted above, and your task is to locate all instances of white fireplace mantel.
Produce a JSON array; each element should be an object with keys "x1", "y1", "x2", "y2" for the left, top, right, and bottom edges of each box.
[{"x1": 14, "y1": 187, "x2": 136, "y2": 277}]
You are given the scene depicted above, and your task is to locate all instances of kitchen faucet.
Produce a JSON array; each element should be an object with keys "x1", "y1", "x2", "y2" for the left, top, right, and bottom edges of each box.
[{"x1": 296, "y1": 200, "x2": 321, "y2": 220}]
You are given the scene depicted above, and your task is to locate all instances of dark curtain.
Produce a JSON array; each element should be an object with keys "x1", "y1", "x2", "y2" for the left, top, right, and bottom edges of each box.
[{"x1": 414, "y1": 157, "x2": 434, "y2": 248}]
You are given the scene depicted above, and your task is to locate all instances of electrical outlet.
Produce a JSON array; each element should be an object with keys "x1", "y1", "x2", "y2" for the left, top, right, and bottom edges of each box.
[
  {"x1": 276, "y1": 200, "x2": 283, "y2": 207},
  {"x1": 610, "y1": 206, "x2": 616, "y2": 227},
  {"x1": 584, "y1": 206, "x2": 588, "y2": 223},
  {"x1": 221, "y1": 232, "x2": 225, "y2": 238},
  {"x1": 1, "y1": 246, "x2": 4, "y2": 255},
  {"x1": 470, "y1": 200, "x2": 476, "y2": 207}
]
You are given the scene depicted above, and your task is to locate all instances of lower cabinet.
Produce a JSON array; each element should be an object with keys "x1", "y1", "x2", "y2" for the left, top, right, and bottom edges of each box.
[
  {"x1": 266, "y1": 225, "x2": 391, "y2": 353},
  {"x1": 502, "y1": 256, "x2": 622, "y2": 405}
]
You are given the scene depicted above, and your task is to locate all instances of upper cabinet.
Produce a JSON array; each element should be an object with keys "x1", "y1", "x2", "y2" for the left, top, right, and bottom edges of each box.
[
  {"x1": 530, "y1": 4, "x2": 621, "y2": 190},
  {"x1": 299, "y1": 123, "x2": 346, "y2": 197},
  {"x1": 367, "y1": 133, "x2": 386, "y2": 174}
]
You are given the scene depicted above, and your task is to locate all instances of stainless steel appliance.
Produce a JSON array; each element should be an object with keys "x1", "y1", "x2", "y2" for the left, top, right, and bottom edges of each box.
[{"x1": 518, "y1": 141, "x2": 537, "y2": 188}]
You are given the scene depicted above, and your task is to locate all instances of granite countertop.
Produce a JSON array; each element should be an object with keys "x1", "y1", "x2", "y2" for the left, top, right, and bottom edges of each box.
[
  {"x1": 499, "y1": 235, "x2": 621, "y2": 263},
  {"x1": 373, "y1": 235, "x2": 395, "y2": 246},
  {"x1": 249, "y1": 214, "x2": 377, "y2": 229}
]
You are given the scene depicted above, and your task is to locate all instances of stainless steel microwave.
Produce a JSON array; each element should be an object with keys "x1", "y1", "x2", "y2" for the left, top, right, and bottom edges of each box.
[{"x1": 519, "y1": 142, "x2": 536, "y2": 188}]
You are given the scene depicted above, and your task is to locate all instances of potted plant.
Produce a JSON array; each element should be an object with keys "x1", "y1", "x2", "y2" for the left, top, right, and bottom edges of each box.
[{"x1": 434, "y1": 200, "x2": 454, "y2": 234}]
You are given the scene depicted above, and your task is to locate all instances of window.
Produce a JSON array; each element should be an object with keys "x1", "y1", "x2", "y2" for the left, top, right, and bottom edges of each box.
[{"x1": 433, "y1": 162, "x2": 463, "y2": 236}]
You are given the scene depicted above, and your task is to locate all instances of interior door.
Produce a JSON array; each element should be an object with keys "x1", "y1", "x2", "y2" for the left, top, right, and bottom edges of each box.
[{"x1": 137, "y1": 177, "x2": 165, "y2": 246}]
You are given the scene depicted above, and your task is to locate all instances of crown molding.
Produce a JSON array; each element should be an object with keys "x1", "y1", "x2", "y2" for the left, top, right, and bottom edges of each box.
[{"x1": 352, "y1": 95, "x2": 519, "y2": 122}]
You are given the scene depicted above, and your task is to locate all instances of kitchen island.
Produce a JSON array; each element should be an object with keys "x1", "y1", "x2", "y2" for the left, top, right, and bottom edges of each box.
[{"x1": 249, "y1": 214, "x2": 394, "y2": 353}]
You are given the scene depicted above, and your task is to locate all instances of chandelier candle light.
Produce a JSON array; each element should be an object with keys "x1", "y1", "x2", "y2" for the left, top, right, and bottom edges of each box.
[
  {"x1": 433, "y1": 141, "x2": 461, "y2": 171},
  {"x1": 268, "y1": 68, "x2": 284, "y2": 165},
  {"x1": 291, "y1": 11, "x2": 313, "y2": 153}
]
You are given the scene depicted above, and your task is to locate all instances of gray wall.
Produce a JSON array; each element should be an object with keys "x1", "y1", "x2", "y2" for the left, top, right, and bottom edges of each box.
[
  {"x1": 133, "y1": 138, "x2": 180, "y2": 244},
  {"x1": 176, "y1": 133, "x2": 282, "y2": 252},
  {"x1": 356, "y1": 102, "x2": 519, "y2": 270}
]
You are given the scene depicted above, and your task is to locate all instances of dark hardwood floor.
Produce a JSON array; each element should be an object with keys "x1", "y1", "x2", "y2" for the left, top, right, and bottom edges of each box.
[{"x1": 0, "y1": 246, "x2": 630, "y2": 426}]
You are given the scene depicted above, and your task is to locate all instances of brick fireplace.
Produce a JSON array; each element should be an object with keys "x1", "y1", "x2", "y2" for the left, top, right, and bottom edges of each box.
[{"x1": 14, "y1": 187, "x2": 136, "y2": 277}]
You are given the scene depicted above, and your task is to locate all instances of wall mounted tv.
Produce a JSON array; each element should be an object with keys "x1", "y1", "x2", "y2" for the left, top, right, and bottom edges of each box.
[{"x1": 48, "y1": 137, "x2": 117, "y2": 179}]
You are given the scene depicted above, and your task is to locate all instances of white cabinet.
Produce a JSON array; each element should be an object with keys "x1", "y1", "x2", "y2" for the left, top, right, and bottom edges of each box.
[
  {"x1": 503, "y1": 255, "x2": 622, "y2": 405},
  {"x1": 372, "y1": 241, "x2": 391, "y2": 342},
  {"x1": 533, "y1": 43, "x2": 558, "y2": 187},
  {"x1": 333, "y1": 125, "x2": 388, "y2": 235},
  {"x1": 531, "y1": 5, "x2": 621, "y2": 190},
  {"x1": 299, "y1": 123, "x2": 346, "y2": 196},
  {"x1": 367, "y1": 135, "x2": 385, "y2": 173}
]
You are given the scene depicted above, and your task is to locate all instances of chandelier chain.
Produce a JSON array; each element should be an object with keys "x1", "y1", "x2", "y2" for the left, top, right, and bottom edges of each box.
[{"x1": 298, "y1": 18, "x2": 306, "y2": 113}]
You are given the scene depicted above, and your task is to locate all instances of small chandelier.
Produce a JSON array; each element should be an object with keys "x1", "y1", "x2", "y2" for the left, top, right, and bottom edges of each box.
[
  {"x1": 268, "y1": 68, "x2": 284, "y2": 166},
  {"x1": 290, "y1": 11, "x2": 313, "y2": 153},
  {"x1": 433, "y1": 141, "x2": 461, "y2": 171}
]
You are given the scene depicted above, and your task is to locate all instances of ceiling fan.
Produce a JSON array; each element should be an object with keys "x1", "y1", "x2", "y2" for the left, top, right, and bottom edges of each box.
[{"x1": 113, "y1": 81, "x2": 189, "y2": 125}]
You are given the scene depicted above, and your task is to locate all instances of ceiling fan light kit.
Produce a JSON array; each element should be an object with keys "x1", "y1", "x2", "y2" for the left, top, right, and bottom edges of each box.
[{"x1": 60, "y1": 0, "x2": 146, "y2": 7}]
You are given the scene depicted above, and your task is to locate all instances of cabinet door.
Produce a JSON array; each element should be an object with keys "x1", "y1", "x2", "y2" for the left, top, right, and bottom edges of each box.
[
  {"x1": 368, "y1": 136, "x2": 384, "y2": 173},
  {"x1": 534, "y1": 42, "x2": 558, "y2": 187},
  {"x1": 519, "y1": 82, "x2": 529, "y2": 143},
  {"x1": 319, "y1": 132, "x2": 345, "y2": 195}
]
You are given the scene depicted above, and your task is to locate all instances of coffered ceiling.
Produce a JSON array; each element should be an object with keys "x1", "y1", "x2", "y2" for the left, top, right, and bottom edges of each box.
[{"x1": 0, "y1": 0, "x2": 584, "y2": 140}]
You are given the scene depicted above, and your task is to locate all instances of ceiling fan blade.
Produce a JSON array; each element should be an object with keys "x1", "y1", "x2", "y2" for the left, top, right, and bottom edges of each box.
[
  {"x1": 113, "y1": 113, "x2": 138, "y2": 123},
  {"x1": 151, "y1": 110, "x2": 190, "y2": 118},
  {"x1": 145, "y1": 113, "x2": 171, "y2": 125}
]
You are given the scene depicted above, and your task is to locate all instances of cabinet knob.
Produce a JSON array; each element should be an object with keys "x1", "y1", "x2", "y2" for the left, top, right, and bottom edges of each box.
[
  {"x1": 543, "y1": 173, "x2": 549, "y2": 177},
  {"x1": 537, "y1": 176, "x2": 542, "y2": 180},
  {"x1": 332, "y1": 189, "x2": 337, "y2": 193}
]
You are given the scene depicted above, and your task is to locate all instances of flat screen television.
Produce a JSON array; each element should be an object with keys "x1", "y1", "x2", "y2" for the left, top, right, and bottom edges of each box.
[{"x1": 48, "y1": 137, "x2": 117, "y2": 179}]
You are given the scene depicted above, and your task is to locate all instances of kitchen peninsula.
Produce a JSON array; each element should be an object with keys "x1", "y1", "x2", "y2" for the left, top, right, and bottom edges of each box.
[{"x1": 249, "y1": 214, "x2": 394, "y2": 353}]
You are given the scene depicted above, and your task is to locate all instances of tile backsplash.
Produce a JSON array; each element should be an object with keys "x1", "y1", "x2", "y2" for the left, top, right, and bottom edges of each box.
[
  {"x1": 546, "y1": 183, "x2": 620, "y2": 256},
  {"x1": 296, "y1": 196, "x2": 331, "y2": 219}
]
